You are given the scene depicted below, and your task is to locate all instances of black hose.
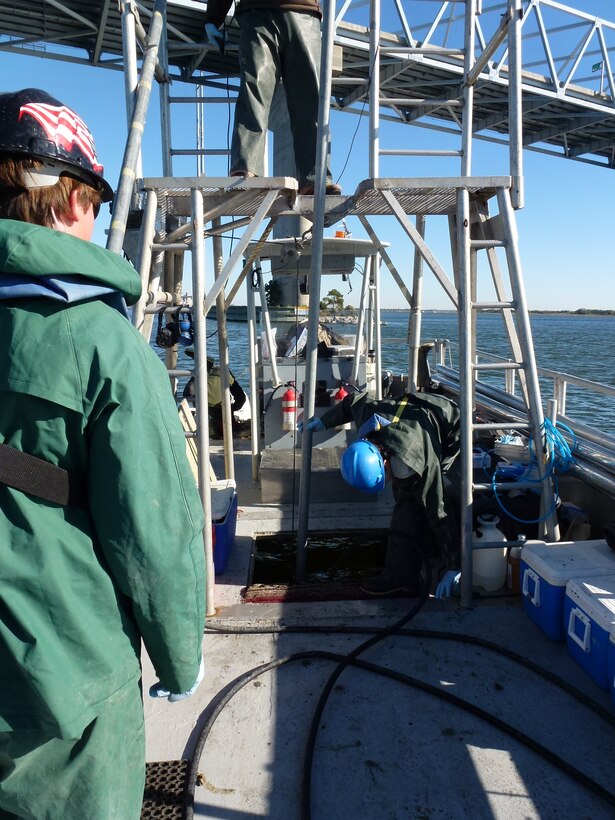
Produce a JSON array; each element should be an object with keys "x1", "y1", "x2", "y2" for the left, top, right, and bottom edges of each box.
[
  {"x1": 203, "y1": 622, "x2": 615, "y2": 728},
  {"x1": 181, "y1": 646, "x2": 615, "y2": 819},
  {"x1": 183, "y1": 581, "x2": 615, "y2": 818},
  {"x1": 301, "y1": 568, "x2": 431, "y2": 819}
]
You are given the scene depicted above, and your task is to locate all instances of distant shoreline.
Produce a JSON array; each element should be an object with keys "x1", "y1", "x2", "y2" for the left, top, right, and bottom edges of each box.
[{"x1": 377, "y1": 308, "x2": 614, "y2": 316}]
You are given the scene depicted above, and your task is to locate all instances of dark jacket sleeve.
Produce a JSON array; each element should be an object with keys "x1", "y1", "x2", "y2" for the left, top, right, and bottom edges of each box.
[
  {"x1": 229, "y1": 373, "x2": 246, "y2": 411},
  {"x1": 318, "y1": 392, "x2": 367, "y2": 429},
  {"x1": 202, "y1": 0, "x2": 234, "y2": 27}
]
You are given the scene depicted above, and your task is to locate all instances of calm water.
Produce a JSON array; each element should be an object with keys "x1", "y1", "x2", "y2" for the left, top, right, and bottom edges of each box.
[{"x1": 170, "y1": 311, "x2": 615, "y2": 434}]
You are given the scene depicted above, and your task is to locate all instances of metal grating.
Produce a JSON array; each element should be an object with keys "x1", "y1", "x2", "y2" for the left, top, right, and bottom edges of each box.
[
  {"x1": 141, "y1": 759, "x2": 188, "y2": 820},
  {"x1": 137, "y1": 176, "x2": 507, "y2": 223},
  {"x1": 140, "y1": 176, "x2": 298, "y2": 219}
]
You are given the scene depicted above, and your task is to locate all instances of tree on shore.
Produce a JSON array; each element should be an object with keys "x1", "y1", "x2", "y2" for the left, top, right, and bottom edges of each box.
[
  {"x1": 320, "y1": 288, "x2": 344, "y2": 313},
  {"x1": 264, "y1": 279, "x2": 283, "y2": 307}
]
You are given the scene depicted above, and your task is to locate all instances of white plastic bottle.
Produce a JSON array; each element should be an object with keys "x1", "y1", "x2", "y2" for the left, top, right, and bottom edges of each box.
[{"x1": 472, "y1": 513, "x2": 507, "y2": 592}]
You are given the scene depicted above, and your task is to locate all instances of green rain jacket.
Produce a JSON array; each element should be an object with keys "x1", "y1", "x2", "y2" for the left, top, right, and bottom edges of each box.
[
  {"x1": 319, "y1": 391, "x2": 461, "y2": 566},
  {"x1": 0, "y1": 220, "x2": 206, "y2": 740}
]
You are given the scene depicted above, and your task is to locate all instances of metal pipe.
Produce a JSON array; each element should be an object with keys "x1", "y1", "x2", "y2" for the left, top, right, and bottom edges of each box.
[
  {"x1": 509, "y1": 0, "x2": 524, "y2": 209},
  {"x1": 247, "y1": 281, "x2": 260, "y2": 482},
  {"x1": 366, "y1": 267, "x2": 374, "y2": 356},
  {"x1": 190, "y1": 188, "x2": 215, "y2": 617},
  {"x1": 547, "y1": 398, "x2": 561, "y2": 541},
  {"x1": 120, "y1": 1, "x2": 143, "y2": 184},
  {"x1": 461, "y1": 0, "x2": 476, "y2": 175},
  {"x1": 457, "y1": 188, "x2": 474, "y2": 609},
  {"x1": 157, "y1": 2, "x2": 172, "y2": 178},
  {"x1": 465, "y1": 6, "x2": 512, "y2": 86},
  {"x1": 408, "y1": 214, "x2": 426, "y2": 393},
  {"x1": 351, "y1": 256, "x2": 370, "y2": 385},
  {"x1": 369, "y1": 0, "x2": 380, "y2": 178},
  {"x1": 108, "y1": 0, "x2": 166, "y2": 255},
  {"x1": 256, "y1": 266, "x2": 282, "y2": 388},
  {"x1": 296, "y1": 0, "x2": 335, "y2": 580},
  {"x1": 212, "y1": 220, "x2": 235, "y2": 482},
  {"x1": 132, "y1": 188, "x2": 157, "y2": 335},
  {"x1": 373, "y1": 253, "x2": 382, "y2": 400},
  {"x1": 380, "y1": 149, "x2": 462, "y2": 157}
]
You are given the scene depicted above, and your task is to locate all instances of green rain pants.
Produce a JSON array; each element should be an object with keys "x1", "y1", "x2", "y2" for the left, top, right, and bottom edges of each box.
[
  {"x1": 231, "y1": 8, "x2": 331, "y2": 187},
  {"x1": 0, "y1": 682, "x2": 145, "y2": 820}
]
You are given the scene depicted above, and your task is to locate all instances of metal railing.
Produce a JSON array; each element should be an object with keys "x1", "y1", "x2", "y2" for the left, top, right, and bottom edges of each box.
[{"x1": 431, "y1": 340, "x2": 615, "y2": 494}]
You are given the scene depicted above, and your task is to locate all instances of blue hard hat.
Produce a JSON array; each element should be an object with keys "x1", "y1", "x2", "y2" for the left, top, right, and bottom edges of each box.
[{"x1": 340, "y1": 439, "x2": 386, "y2": 494}]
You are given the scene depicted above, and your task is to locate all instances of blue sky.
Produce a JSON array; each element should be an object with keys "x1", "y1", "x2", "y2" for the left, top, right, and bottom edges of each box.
[{"x1": 2, "y1": 0, "x2": 614, "y2": 311}]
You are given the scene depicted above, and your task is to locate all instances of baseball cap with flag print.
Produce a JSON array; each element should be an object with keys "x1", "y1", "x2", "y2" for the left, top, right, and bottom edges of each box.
[{"x1": 0, "y1": 88, "x2": 113, "y2": 202}]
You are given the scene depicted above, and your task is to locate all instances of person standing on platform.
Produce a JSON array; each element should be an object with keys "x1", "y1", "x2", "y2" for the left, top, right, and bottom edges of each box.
[
  {"x1": 202, "y1": 0, "x2": 341, "y2": 194},
  {"x1": 0, "y1": 88, "x2": 206, "y2": 819}
]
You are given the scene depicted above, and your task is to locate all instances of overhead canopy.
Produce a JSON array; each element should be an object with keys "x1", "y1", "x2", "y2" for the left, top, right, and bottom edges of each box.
[{"x1": 1, "y1": 1, "x2": 615, "y2": 168}]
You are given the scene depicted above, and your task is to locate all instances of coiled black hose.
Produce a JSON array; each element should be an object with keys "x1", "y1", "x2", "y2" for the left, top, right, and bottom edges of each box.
[{"x1": 182, "y1": 598, "x2": 615, "y2": 819}]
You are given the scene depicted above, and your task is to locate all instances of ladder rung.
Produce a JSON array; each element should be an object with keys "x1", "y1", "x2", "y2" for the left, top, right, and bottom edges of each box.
[
  {"x1": 473, "y1": 422, "x2": 531, "y2": 431},
  {"x1": 329, "y1": 78, "x2": 364, "y2": 85},
  {"x1": 171, "y1": 148, "x2": 230, "y2": 157},
  {"x1": 470, "y1": 239, "x2": 506, "y2": 248},
  {"x1": 169, "y1": 96, "x2": 237, "y2": 103},
  {"x1": 167, "y1": 369, "x2": 192, "y2": 378},
  {"x1": 473, "y1": 362, "x2": 523, "y2": 371},
  {"x1": 379, "y1": 98, "x2": 462, "y2": 106},
  {"x1": 152, "y1": 243, "x2": 189, "y2": 252},
  {"x1": 379, "y1": 149, "x2": 462, "y2": 157},
  {"x1": 380, "y1": 46, "x2": 464, "y2": 56},
  {"x1": 472, "y1": 301, "x2": 515, "y2": 310},
  {"x1": 144, "y1": 298, "x2": 192, "y2": 314}
]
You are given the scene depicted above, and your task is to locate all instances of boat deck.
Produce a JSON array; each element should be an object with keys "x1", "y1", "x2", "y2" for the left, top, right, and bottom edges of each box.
[{"x1": 142, "y1": 442, "x2": 615, "y2": 819}]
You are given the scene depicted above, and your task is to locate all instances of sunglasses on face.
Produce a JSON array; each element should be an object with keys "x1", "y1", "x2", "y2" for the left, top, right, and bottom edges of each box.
[{"x1": 92, "y1": 200, "x2": 101, "y2": 218}]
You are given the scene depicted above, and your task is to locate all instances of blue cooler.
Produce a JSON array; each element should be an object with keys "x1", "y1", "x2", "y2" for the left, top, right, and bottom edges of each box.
[
  {"x1": 608, "y1": 627, "x2": 615, "y2": 706},
  {"x1": 564, "y1": 574, "x2": 615, "y2": 690},
  {"x1": 211, "y1": 480, "x2": 238, "y2": 575},
  {"x1": 520, "y1": 540, "x2": 615, "y2": 640}
]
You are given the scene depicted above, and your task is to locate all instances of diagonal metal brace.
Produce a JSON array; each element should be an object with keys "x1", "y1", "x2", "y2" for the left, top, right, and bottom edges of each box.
[{"x1": 379, "y1": 189, "x2": 458, "y2": 306}]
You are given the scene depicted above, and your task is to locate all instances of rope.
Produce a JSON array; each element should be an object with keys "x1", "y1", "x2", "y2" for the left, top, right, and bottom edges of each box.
[{"x1": 490, "y1": 419, "x2": 577, "y2": 524}]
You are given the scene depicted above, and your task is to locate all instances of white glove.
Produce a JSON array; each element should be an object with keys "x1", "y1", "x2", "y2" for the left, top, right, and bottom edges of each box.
[
  {"x1": 204, "y1": 23, "x2": 224, "y2": 53},
  {"x1": 149, "y1": 658, "x2": 204, "y2": 703},
  {"x1": 435, "y1": 570, "x2": 461, "y2": 599}
]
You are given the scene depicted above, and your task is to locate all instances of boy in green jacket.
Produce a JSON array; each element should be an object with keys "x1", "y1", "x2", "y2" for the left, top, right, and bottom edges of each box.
[{"x1": 0, "y1": 88, "x2": 206, "y2": 819}]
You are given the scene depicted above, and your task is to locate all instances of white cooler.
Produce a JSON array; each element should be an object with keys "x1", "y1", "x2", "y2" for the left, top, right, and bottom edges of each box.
[
  {"x1": 520, "y1": 540, "x2": 615, "y2": 640},
  {"x1": 564, "y1": 574, "x2": 615, "y2": 690}
]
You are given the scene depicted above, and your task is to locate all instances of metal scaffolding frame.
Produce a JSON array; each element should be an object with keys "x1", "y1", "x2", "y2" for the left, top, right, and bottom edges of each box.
[
  {"x1": 3, "y1": 2, "x2": 615, "y2": 167},
  {"x1": 5, "y1": 1, "x2": 613, "y2": 613}
]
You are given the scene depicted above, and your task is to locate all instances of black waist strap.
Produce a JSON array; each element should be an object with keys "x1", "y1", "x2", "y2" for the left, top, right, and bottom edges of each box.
[{"x1": 0, "y1": 442, "x2": 87, "y2": 507}]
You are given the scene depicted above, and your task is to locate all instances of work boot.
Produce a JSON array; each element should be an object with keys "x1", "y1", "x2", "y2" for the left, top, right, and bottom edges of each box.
[
  {"x1": 299, "y1": 181, "x2": 342, "y2": 196},
  {"x1": 230, "y1": 169, "x2": 257, "y2": 178},
  {"x1": 360, "y1": 572, "x2": 422, "y2": 597}
]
